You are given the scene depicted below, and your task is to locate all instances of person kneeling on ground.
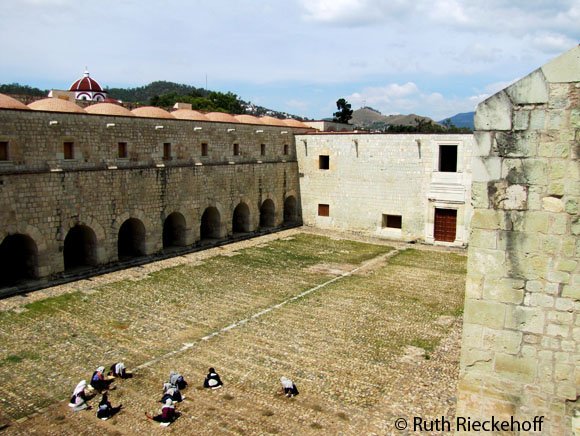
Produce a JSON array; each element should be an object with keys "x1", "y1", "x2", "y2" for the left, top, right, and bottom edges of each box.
[
  {"x1": 69, "y1": 380, "x2": 90, "y2": 412},
  {"x1": 96, "y1": 393, "x2": 122, "y2": 420},
  {"x1": 161, "y1": 382, "x2": 183, "y2": 403},
  {"x1": 169, "y1": 371, "x2": 188, "y2": 390},
  {"x1": 146, "y1": 399, "x2": 179, "y2": 426},
  {"x1": 279, "y1": 377, "x2": 299, "y2": 398},
  {"x1": 203, "y1": 367, "x2": 223, "y2": 389},
  {"x1": 91, "y1": 366, "x2": 114, "y2": 392},
  {"x1": 109, "y1": 362, "x2": 131, "y2": 379}
]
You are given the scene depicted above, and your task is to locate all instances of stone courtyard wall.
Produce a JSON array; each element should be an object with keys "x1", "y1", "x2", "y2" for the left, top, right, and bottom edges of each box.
[
  {"x1": 0, "y1": 109, "x2": 301, "y2": 284},
  {"x1": 295, "y1": 133, "x2": 474, "y2": 246},
  {"x1": 457, "y1": 46, "x2": 579, "y2": 435}
]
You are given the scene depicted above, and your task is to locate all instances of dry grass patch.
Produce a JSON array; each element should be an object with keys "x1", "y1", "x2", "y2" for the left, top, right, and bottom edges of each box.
[{"x1": 0, "y1": 235, "x2": 466, "y2": 435}]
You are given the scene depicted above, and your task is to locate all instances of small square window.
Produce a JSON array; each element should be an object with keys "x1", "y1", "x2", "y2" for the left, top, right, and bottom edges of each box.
[
  {"x1": 233, "y1": 143, "x2": 240, "y2": 156},
  {"x1": 318, "y1": 204, "x2": 329, "y2": 217},
  {"x1": 260, "y1": 144, "x2": 266, "y2": 156},
  {"x1": 0, "y1": 141, "x2": 8, "y2": 161},
  {"x1": 439, "y1": 145, "x2": 457, "y2": 172},
  {"x1": 118, "y1": 142, "x2": 128, "y2": 159},
  {"x1": 163, "y1": 142, "x2": 171, "y2": 160},
  {"x1": 319, "y1": 155, "x2": 329, "y2": 170},
  {"x1": 201, "y1": 143, "x2": 208, "y2": 157},
  {"x1": 382, "y1": 214, "x2": 402, "y2": 229},
  {"x1": 283, "y1": 144, "x2": 289, "y2": 155},
  {"x1": 63, "y1": 141, "x2": 74, "y2": 160}
]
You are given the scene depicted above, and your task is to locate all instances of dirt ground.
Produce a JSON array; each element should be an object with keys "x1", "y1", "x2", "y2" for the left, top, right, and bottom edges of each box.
[{"x1": 0, "y1": 229, "x2": 467, "y2": 435}]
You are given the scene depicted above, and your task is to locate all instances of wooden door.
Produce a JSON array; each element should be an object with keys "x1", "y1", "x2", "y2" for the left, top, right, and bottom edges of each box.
[{"x1": 434, "y1": 208, "x2": 457, "y2": 242}]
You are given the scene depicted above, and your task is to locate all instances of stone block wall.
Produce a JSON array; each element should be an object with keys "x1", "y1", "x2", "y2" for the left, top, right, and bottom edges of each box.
[
  {"x1": 295, "y1": 133, "x2": 474, "y2": 245},
  {"x1": 0, "y1": 109, "x2": 301, "y2": 284},
  {"x1": 457, "y1": 46, "x2": 579, "y2": 435}
]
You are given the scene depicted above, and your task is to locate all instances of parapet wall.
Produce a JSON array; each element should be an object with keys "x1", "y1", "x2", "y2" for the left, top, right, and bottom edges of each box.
[{"x1": 457, "y1": 46, "x2": 579, "y2": 435}]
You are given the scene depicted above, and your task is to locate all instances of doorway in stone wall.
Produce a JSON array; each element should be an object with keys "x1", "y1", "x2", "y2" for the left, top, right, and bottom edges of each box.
[
  {"x1": 283, "y1": 196, "x2": 298, "y2": 224},
  {"x1": 163, "y1": 212, "x2": 187, "y2": 249},
  {"x1": 434, "y1": 208, "x2": 457, "y2": 242},
  {"x1": 200, "y1": 207, "x2": 222, "y2": 241},
  {"x1": 232, "y1": 203, "x2": 251, "y2": 234},
  {"x1": 0, "y1": 234, "x2": 38, "y2": 286},
  {"x1": 118, "y1": 218, "x2": 146, "y2": 260},
  {"x1": 64, "y1": 225, "x2": 98, "y2": 271},
  {"x1": 259, "y1": 199, "x2": 275, "y2": 228}
]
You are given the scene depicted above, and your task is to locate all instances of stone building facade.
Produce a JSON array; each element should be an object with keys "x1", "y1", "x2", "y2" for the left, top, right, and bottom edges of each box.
[
  {"x1": 457, "y1": 46, "x2": 579, "y2": 434},
  {"x1": 296, "y1": 133, "x2": 475, "y2": 246},
  {"x1": 0, "y1": 100, "x2": 304, "y2": 288}
]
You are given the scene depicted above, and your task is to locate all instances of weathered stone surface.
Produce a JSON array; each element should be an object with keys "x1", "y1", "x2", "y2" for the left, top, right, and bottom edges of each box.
[
  {"x1": 475, "y1": 91, "x2": 513, "y2": 131},
  {"x1": 541, "y1": 46, "x2": 580, "y2": 83},
  {"x1": 542, "y1": 196, "x2": 565, "y2": 213},
  {"x1": 505, "y1": 306, "x2": 545, "y2": 334},
  {"x1": 463, "y1": 299, "x2": 507, "y2": 328},
  {"x1": 459, "y1": 50, "x2": 580, "y2": 433},
  {"x1": 505, "y1": 69, "x2": 549, "y2": 104},
  {"x1": 494, "y1": 353, "x2": 537, "y2": 381}
]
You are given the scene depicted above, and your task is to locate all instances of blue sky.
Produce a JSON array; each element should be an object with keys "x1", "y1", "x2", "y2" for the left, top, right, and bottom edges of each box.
[{"x1": 0, "y1": 0, "x2": 578, "y2": 120}]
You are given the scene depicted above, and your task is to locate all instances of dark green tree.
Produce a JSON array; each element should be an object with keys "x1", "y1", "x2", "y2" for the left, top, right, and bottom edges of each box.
[{"x1": 333, "y1": 98, "x2": 353, "y2": 124}]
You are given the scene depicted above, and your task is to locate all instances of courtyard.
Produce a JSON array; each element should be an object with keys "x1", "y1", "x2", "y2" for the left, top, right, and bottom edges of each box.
[{"x1": 0, "y1": 230, "x2": 467, "y2": 435}]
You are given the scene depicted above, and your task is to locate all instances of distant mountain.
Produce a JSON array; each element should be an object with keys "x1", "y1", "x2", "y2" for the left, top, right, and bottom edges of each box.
[
  {"x1": 351, "y1": 107, "x2": 435, "y2": 129},
  {"x1": 438, "y1": 112, "x2": 475, "y2": 129}
]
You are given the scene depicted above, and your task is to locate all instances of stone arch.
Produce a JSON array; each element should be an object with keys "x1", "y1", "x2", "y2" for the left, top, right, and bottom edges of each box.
[
  {"x1": 232, "y1": 202, "x2": 251, "y2": 233},
  {"x1": 283, "y1": 195, "x2": 298, "y2": 224},
  {"x1": 200, "y1": 206, "x2": 222, "y2": 240},
  {"x1": 260, "y1": 198, "x2": 276, "y2": 228},
  {"x1": 0, "y1": 233, "x2": 38, "y2": 286},
  {"x1": 163, "y1": 212, "x2": 187, "y2": 248},
  {"x1": 118, "y1": 218, "x2": 147, "y2": 259},
  {"x1": 63, "y1": 225, "x2": 98, "y2": 270}
]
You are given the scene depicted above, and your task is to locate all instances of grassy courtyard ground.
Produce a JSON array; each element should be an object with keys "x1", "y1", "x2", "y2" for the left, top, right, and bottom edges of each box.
[{"x1": 0, "y1": 231, "x2": 466, "y2": 435}]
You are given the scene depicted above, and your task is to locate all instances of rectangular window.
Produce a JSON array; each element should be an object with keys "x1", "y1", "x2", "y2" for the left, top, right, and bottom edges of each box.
[
  {"x1": 382, "y1": 214, "x2": 402, "y2": 229},
  {"x1": 260, "y1": 144, "x2": 266, "y2": 156},
  {"x1": 118, "y1": 142, "x2": 128, "y2": 159},
  {"x1": 233, "y1": 143, "x2": 240, "y2": 156},
  {"x1": 163, "y1": 142, "x2": 171, "y2": 160},
  {"x1": 201, "y1": 143, "x2": 208, "y2": 157},
  {"x1": 319, "y1": 155, "x2": 329, "y2": 170},
  {"x1": 283, "y1": 144, "x2": 289, "y2": 155},
  {"x1": 63, "y1": 141, "x2": 74, "y2": 160},
  {"x1": 0, "y1": 141, "x2": 8, "y2": 161},
  {"x1": 318, "y1": 204, "x2": 329, "y2": 217},
  {"x1": 439, "y1": 145, "x2": 457, "y2": 172}
]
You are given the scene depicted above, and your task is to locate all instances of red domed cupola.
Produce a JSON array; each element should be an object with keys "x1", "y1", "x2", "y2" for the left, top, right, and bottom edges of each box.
[{"x1": 68, "y1": 68, "x2": 107, "y2": 102}]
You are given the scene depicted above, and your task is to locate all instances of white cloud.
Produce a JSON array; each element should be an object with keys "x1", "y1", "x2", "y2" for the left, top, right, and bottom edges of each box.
[
  {"x1": 346, "y1": 82, "x2": 494, "y2": 120},
  {"x1": 529, "y1": 32, "x2": 578, "y2": 53},
  {"x1": 299, "y1": 0, "x2": 407, "y2": 26},
  {"x1": 348, "y1": 82, "x2": 420, "y2": 108}
]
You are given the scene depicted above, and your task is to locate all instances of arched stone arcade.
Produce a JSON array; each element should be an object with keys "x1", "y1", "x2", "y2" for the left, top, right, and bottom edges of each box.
[
  {"x1": 163, "y1": 212, "x2": 187, "y2": 248},
  {"x1": 200, "y1": 207, "x2": 222, "y2": 241},
  {"x1": 232, "y1": 203, "x2": 251, "y2": 234},
  {"x1": 0, "y1": 234, "x2": 38, "y2": 286},
  {"x1": 63, "y1": 225, "x2": 98, "y2": 271},
  {"x1": 259, "y1": 199, "x2": 276, "y2": 228},
  {"x1": 118, "y1": 218, "x2": 147, "y2": 259},
  {"x1": 283, "y1": 196, "x2": 298, "y2": 224}
]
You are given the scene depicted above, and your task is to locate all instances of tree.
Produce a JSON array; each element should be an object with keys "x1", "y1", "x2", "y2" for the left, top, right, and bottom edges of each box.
[{"x1": 333, "y1": 98, "x2": 353, "y2": 124}]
